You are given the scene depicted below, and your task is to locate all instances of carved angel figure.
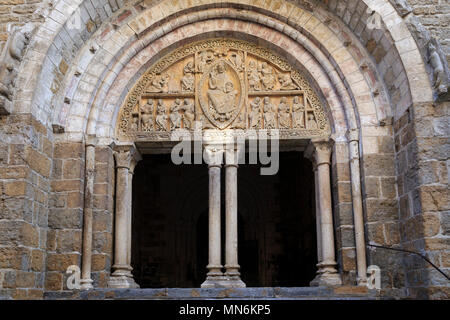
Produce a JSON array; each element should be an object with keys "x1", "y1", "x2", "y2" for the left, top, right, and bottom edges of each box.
[
  {"x1": 249, "y1": 97, "x2": 262, "y2": 129},
  {"x1": 292, "y1": 96, "x2": 305, "y2": 129},
  {"x1": 181, "y1": 62, "x2": 195, "y2": 92},
  {"x1": 307, "y1": 113, "x2": 318, "y2": 130},
  {"x1": 182, "y1": 99, "x2": 195, "y2": 129},
  {"x1": 169, "y1": 99, "x2": 183, "y2": 130},
  {"x1": 198, "y1": 50, "x2": 215, "y2": 72},
  {"x1": 247, "y1": 60, "x2": 261, "y2": 91},
  {"x1": 260, "y1": 62, "x2": 277, "y2": 91},
  {"x1": 263, "y1": 97, "x2": 277, "y2": 129},
  {"x1": 155, "y1": 99, "x2": 168, "y2": 131},
  {"x1": 141, "y1": 99, "x2": 154, "y2": 131},
  {"x1": 278, "y1": 97, "x2": 291, "y2": 129},
  {"x1": 229, "y1": 52, "x2": 244, "y2": 71},
  {"x1": 148, "y1": 74, "x2": 170, "y2": 93},
  {"x1": 278, "y1": 74, "x2": 298, "y2": 90},
  {"x1": 131, "y1": 113, "x2": 139, "y2": 132}
]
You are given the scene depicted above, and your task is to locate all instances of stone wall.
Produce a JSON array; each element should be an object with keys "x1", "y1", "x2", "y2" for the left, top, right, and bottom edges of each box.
[
  {"x1": 45, "y1": 141, "x2": 85, "y2": 291},
  {"x1": 395, "y1": 101, "x2": 450, "y2": 299},
  {"x1": 406, "y1": 0, "x2": 450, "y2": 64},
  {"x1": 91, "y1": 145, "x2": 114, "y2": 288},
  {"x1": 0, "y1": 114, "x2": 52, "y2": 299}
]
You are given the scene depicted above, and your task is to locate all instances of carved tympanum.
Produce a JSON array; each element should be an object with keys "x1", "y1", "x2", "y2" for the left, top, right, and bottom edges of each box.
[{"x1": 118, "y1": 39, "x2": 330, "y2": 139}]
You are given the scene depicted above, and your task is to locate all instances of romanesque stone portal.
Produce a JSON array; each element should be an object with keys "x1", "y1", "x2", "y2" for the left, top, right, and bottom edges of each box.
[
  {"x1": 1, "y1": 0, "x2": 449, "y2": 300},
  {"x1": 117, "y1": 39, "x2": 330, "y2": 139}
]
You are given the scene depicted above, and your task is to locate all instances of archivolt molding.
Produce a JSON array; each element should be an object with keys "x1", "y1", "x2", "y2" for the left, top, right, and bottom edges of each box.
[{"x1": 10, "y1": 0, "x2": 432, "y2": 142}]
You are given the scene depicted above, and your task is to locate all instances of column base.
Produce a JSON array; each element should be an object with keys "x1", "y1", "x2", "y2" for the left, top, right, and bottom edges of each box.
[
  {"x1": 80, "y1": 278, "x2": 94, "y2": 290},
  {"x1": 310, "y1": 272, "x2": 342, "y2": 287},
  {"x1": 201, "y1": 275, "x2": 246, "y2": 288},
  {"x1": 107, "y1": 275, "x2": 140, "y2": 289},
  {"x1": 201, "y1": 275, "x2": 228, "y2": 288},
  {"x1": 108, "y1": 265, "x2": 139, "y2": 289},
  {"x1": 310, "y1": 261, "x2": 342, "y2": 287}
]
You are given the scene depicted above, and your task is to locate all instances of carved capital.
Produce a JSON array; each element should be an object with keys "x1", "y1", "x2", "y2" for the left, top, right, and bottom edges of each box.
[
  {"x1": 311, "y1": 139, "x2": 334, "y2": 166},
  {"x1": 204, "y1": 144, "x2": 224, "y2": 168},
  {"x1": 112, "y1": 143, "x2": 142, "y2": 170}
]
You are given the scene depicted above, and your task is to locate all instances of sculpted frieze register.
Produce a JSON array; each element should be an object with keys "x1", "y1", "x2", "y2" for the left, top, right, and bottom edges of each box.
[{"x1": 117, "y1": 39, "x2": 330, "y2": 140}]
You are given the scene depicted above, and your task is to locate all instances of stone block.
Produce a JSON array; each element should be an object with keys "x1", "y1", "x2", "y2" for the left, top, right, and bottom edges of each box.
[
  {"x1": 93, "y1": 232, "x2": 112, "y2": 253},
  {"x1": 419, "y1": 185, "x2": 449, "y2": 212},
  {"x1": 31, "y1": 250, "x2": 45, "y2": 272},
  {"x1": 54, "y1": 143, "x2": 84, "y2": 159},
  {"x1": 0, "y1": 221, "x2": 39, "y2": 247},
  {"x1": 56, "y1": 230, "x2": 82, "y2": 253},
  {"x1": 442, "y1": 212, "x2": 450, "y2": 236},
  {"x1": 51, "y1": 180, "x2": 83, "y2": 192},
  {"x1": 45, "y1": 272, "x2": 63, "y2": 291},
  {"x1": 4, "y1": 181, "x2": 27, "y2": 197},
  {"x1": 15, "y1": 271, "x2": 35, "y2": 288},
  {"x1": 46, "y1": 253, "x2": 80, "y2": 272},
  {"x1": 25, "y1": 147, "x2": 51, "y2": 178},
  {"x1": 380, "y1": 177, "x2": 397, "y2": 199},
  {"x1": 66, "y1": 192, "x2": 83, "y2": 209},
  {"x1": 364, "y1": 176, "x2": 379, "y2": 198},
  {"x1": 363, "y1": 154, "x2": 396, "y2": 176},
  {"x1": 48, "y1": 208, "x2": 83, "y2": 229},
  {"x1": 91, "y1": 254, "x2": 109, "y2": 271},
  {"x1": 63, "y1": 159, "x2": 84, "y2": 179},
  {"x1": 364, "y1": 199, "x2": 399, "y2": 222},
  {"x1": 95, "y1": 147, "x2": 112, "y2": 163}
]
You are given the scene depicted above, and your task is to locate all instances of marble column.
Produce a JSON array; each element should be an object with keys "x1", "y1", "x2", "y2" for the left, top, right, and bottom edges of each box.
[
  {"x1": 108, "y1": 144, "x2": 141, "y2": 289},
  {"x1": 201, "y1": 145, "x2": 226, "y2": 288},
  {"x1": 310, "y1": 139, "x2": 342, "y2": 286},
  {"x1": 224, "y1": 147, "x2": 246, "y2": 288},
  {"x1": 80, "y1": 136, "x2": 96, "y2": 290}
]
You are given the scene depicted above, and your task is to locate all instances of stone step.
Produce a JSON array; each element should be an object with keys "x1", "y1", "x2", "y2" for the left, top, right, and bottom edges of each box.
[{"x1": 44, "y1": 287, "x2": 380, "y2": 300}]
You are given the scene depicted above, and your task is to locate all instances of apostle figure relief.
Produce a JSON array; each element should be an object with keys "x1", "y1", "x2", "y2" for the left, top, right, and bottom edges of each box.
[{"x1": 119, "y1": 39, "x2": 329, "y2": 137}]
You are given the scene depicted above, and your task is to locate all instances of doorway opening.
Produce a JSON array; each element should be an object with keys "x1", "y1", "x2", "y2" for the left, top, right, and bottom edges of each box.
[{"x1": 131, "y1": 152, "x2": 317, "y2": 288}]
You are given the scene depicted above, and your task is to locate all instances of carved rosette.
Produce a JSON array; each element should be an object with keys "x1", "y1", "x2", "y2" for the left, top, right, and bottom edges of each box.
[{"x1": 117, "y1": 39, "x2": 330, "y2": 140}]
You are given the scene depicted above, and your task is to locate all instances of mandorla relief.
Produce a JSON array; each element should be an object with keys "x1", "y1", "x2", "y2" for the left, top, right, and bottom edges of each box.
[{"x1": 118, "y1": 39, "x2": 329, "y2": 140}]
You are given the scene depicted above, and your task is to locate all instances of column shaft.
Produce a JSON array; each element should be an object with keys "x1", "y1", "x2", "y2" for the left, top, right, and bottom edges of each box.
[
  {"x1": 348, "y1": 134, "x2": 368, "y2": 285},
  {"x1": 113, "y1": 166, "x2": 130, "y2": 274},
  {"x1": 225, "y1": 164, "x2": 239, "y2": 274},
  {"x1": 201, "y1": 145, "x2": 225, "y2": 288},
  {"x1": 224, "y1": 148, "x2": 245, "y2": 288},
  {"x1": 80, "y1": 142, "x2": 95, "y2": 290},
  {"x1": 108, "y1": 145, "x2": 140, "y2": 289},
  {"x1": 317, "y1": 161, "x2": 336, "y2": 267},
  {"x1": 311, "y1": 140, "x2": 342, "y2": 286},
  {"x1": 208, "y1": 165, "x2": 222, "y2": 274}
]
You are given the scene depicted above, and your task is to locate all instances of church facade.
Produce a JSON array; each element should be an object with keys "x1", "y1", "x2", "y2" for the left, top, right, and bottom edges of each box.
[{"x1": 0, "y1": 0, "x2": 448, "y2": 300}]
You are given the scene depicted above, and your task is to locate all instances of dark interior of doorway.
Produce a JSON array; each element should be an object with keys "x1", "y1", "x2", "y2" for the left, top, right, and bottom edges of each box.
[{"x1": 131, "y1": 152, "x2": 317, "y2": 288}]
